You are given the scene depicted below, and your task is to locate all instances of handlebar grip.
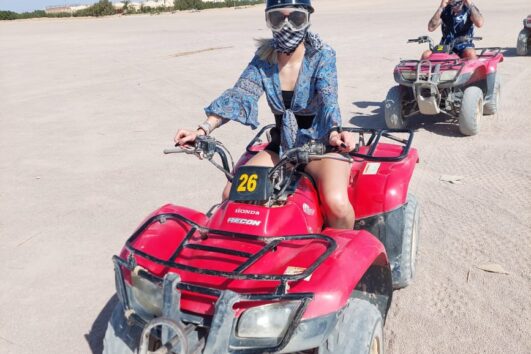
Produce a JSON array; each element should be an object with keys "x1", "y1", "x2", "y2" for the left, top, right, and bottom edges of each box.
[
  {"x1": 407, "y1": 39, "x2": 418, "y2": 43},
  {"x1": 163, "y1": 148, "x2": 184, "y2": 154},
  {"x1": 164, "y1": 146, "x2": 195, "y2": 154}
]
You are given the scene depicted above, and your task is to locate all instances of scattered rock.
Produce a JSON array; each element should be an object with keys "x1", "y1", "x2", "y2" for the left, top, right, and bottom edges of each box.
[
  {"x1": 439, "y1": 175, "x2": 464, "y2": 184},
  {"x1": 476, "y1": 263, "x2": 509, "y2": 275}
]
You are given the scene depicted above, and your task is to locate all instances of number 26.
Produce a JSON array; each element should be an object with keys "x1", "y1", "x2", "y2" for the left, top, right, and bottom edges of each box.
[{"x1": 237, "y1": 173, "x2": 258, "y2": 192}]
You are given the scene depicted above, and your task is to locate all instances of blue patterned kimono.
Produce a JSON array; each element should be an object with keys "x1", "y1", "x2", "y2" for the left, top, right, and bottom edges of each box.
[{"x1": 204, "y1": 33, "x2": 341, "y2": 153}]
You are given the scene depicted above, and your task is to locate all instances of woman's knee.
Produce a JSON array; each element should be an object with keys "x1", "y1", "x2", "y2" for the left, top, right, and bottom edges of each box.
[
  {"x1": 322, "y1": 192, "x2": 353, "y2": 219},
  {"x1": 461, "y1": 48, "x2": 477, "y2": 59},
  {"x1": 421, "y1": 50, "x2": 432, "y2": 59}
]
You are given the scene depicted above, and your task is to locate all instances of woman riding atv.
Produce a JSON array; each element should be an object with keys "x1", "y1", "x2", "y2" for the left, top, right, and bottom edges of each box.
[
  {"x1": 175, "y1": 0, "x2": 357, "y2": 229},
  {"x1": 423, "y1": 0, "x2": 484, "y2": 59}
]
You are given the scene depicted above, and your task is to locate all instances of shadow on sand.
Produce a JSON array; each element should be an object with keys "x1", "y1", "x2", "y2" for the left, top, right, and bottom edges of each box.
[
  {"x1": 349, "y1": 101, "x2": 386, "y2": 129},
  {"x1": 498, "y1": 47, "x2": 520, "y2": 58},
  {"x1": 85, "y1": 294, "x2": 119, "y2": 354},
  {"x1": 349, "y1": 101, "x2": 465, "y2": 138}
]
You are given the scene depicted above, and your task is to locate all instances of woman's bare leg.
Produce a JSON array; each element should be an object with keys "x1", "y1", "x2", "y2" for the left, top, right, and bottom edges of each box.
[
  {"x1": 461, "y1": 48, "x2": 477, "y2": 60},
  {"x1": 421, "y1": 50, "x2": 433, "y2": 59},
  {"x1": 222, "y1": 150, "x2": 279, "y2": 200},
  {"x1": 306, "y1": 155, "x2": 354, "y2": 229}
]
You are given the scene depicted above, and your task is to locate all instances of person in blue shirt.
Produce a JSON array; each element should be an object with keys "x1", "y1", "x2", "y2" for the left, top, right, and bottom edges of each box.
[
  {"x1": 175, "y1": 0, "x2": 357, "y2": 229},
  {"x1": 423, "y1": 0, "x2": 484, "y2": 59}
]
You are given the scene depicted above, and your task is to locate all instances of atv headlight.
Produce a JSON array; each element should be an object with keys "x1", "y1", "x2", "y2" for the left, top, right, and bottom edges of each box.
[
  {"x1": 237, "y1": 301, "x2": 301, "y2": 339},
  {"x1": 400, "y1": 70, "x2": 417, "y2": 81},
  {"x1": 440, "y1": 70, "x2": 459, "y2": 81},
  {"x1": 130, "y1": 269, "x2": 163, "y2": 316}
]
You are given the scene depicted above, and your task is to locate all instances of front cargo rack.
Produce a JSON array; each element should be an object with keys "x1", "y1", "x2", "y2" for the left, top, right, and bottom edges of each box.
[
  {"x1": 116, "y1": 213, "x2": 337, "y2": 295},
  {"x1": 112, "y1": 213, "x2": 337, "y2": 353},
  {"x1": 397, "y1": 58, "x2": 466, "y2": 85}
]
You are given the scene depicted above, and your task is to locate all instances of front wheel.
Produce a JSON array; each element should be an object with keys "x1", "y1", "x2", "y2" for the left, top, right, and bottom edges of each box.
[
  {"x1": 103, "y1": 304, "x2": 141, "y2": 354},
  {"x1": 483, "y1": 75, "x2": 501, "y2": 115},
  {"x1": 393, "y1": 195, "x2": 420, "y2": 289},
  {"x1": 458, "y1": 86, "x2": 483, "y2": 136},
  {"x1": 384, "y1": 86, "x2": 406, "y2": 129},
  {"x1": 516, "y1": 28, "x2": 529, "y2": 56},
  {"x1": 317, "y1": 299, "x2": 384, "y2": 354}
]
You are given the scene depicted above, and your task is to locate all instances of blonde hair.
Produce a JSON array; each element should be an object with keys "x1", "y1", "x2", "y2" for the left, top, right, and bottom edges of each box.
[{"x1": 255, "y1": 38, "x2": 278, "y2": 64}]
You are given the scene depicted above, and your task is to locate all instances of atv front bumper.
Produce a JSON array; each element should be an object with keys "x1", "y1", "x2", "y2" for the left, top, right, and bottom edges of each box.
[{"x1": 114, "y1": 256, "x2": 338, "y2": 354}]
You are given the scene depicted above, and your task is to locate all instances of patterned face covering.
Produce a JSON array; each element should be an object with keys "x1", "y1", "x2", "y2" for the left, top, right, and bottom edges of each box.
[{"x1": 272, "y1": 26, "x2": 308, "y2": 54}]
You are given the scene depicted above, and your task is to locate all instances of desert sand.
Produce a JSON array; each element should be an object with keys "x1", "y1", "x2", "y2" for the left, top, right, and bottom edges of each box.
[{"x1": 0, "y1": 0, "x2": 530, "y2": 353}]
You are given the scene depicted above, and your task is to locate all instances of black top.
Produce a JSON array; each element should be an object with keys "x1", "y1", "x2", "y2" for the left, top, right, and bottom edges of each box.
[
  {"x1": 441, "y1": 5, "x2": 474, "y2": 45},
  {"x1": 274, "y1": 90, "x2": 314, "y2": 130},
  {"x1": 267, "y1": 91, "x2": 315, "y2": 154}
]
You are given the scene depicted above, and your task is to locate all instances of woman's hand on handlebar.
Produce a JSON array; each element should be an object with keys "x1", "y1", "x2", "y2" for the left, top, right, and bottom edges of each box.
[
  {"x1": 329, "y1": 131, "x2": 356, "y2": 153},
  {"x1": 174, "y1": 128, "x2": 205, "y2": 146}
]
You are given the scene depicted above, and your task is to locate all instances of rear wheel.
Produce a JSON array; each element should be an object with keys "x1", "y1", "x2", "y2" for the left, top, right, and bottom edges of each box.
[
  {"x1": 317, "y1": 299, "x2": 384, "y2": 354},
  {"x1": 516, "y1": 29, "x2": 529, "y2": 56},
  {"x1": 458, "y1": 86, "x2": 483, "y2": 136},
  {"x1": 103, "y1": 304, "x2": 141, "y2": 354},
  {"x1": 393, "y1": 195, "x2": 420, "y2": 289},
  {"x1": 484, "y1": 75, "x2": 501, "y2": 115},
  {"x1": 384, "y1": 86, "x2": 406, "y2": 129}
]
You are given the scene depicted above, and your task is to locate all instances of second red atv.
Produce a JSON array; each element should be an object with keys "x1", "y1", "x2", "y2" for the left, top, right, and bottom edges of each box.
[
  {"x1": 103, "y1": 127, "x2": 420, "y2": 354},
  {"x1": 385, "y1": 35, "x2": 504, "y2": 136}
]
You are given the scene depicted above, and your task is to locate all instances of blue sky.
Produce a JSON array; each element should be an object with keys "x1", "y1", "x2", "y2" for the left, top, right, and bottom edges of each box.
[{"x1": 0, "y1": 0, "x2": 100, "y2": 12}]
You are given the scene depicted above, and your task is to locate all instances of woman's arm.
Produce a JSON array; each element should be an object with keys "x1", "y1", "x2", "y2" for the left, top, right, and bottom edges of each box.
[
  {"x1": 175, "y1": 58, "x2": 264, "y2": 146},
  {"x1": 204, "y1": 57, "x2": 264, "y2": 129},
  {"x1": 314, "y1": 48, "x2": 357, "y2": 152},
  {"x1": 315, "y1": 48, "x2": 341, "y2": 128},
  {"x1": 428, "y1": 0, "x2": 449, "y2": 32},
  {"x1": 465, "y1": 0, "x2": 484, "y2": 27},
  {"x1": 175, "y1": 115, "x2": 224, "y2": 144}
]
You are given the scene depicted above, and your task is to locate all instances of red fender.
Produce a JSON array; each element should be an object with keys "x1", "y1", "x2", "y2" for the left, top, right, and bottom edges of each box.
[
  {"x1": 124, "y1": 204, "x2": 209, "y2": 277},
  {"x1": 288, "y1": 228, "x2": 391, "y2": 320},
  {"x1": 349, "y1": 148, "x2": 419, "y2": 218}
]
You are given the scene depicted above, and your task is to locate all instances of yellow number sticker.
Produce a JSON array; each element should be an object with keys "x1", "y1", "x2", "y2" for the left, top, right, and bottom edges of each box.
[
  {"x1": 247, "y1": 174, "x2": 257, "y2": 192},
  {"x1": 237, "y1": 173, "x2": 258, "y2": 192},
  {"x1": 437, "y1": 45, "x2": 444, "y2": 51},
  {"x1": 237, "y1": 174, "x2": 248, "y2": 192}
]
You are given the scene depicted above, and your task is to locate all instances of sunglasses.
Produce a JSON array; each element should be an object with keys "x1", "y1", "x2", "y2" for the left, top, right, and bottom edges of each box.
[
  {"x1": 450, "y1": 0, "x2": 463, "y2": 8},
  {"x1": 265, "y1": 8, "x2": 310, "y2": 32}
]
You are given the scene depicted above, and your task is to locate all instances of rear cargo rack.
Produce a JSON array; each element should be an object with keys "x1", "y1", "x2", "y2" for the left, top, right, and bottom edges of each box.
[
  {"x1": 338, "y1": 128, "x2": 414, "y2": 162},
  {"x1": 476, "y1": 47, "x2": 502, "y2": 57},
  {"x1": 118, "y1": 213, "x2": 336, "y2": 295}
]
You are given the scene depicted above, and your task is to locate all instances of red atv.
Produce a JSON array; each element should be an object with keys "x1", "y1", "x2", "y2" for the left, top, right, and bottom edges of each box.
[
  {"x1": 385, "y1": 35, "x2": 504, "y2": 136},
  {"x1": 516, "y1": 15, "x2": 531, "y2": 56},
  {"x1": 103, "y1": 127, "x2": 420, "y2": 354}
]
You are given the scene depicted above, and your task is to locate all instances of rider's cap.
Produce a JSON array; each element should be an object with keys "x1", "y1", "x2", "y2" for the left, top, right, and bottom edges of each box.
[{"x1": 265, "y1": 0, "x2": 314, "y2": 13}]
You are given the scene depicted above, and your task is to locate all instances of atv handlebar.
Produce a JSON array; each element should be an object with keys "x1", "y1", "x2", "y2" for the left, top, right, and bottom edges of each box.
[
  {"x1": 407, "y1": 36, "x2": 434, "y2": 46},
  {"x1": 449, "y1": 35, "x2": 482, "y2": 48},
  {"x1": 163, "y1": 146, "x2": 195, "y2": 154},
  {"x1": 268, "y1": 143, "x2": 352, "y2": 182},
  {"x1": 166, "y1": 136, "x2": 235, "y2": 182},
  {"x1": 165, "y1": 129, "x2": 413, "y2": 201},
  {"x1": 407, "y1": 35, "x2": 482, "y2": 51}
]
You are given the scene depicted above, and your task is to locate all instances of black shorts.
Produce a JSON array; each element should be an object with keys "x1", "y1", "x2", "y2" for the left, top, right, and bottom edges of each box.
[
  {"x1": 265, "y1": 114, "x2": 315, "y2": 155},
  {"x1": 264, "y1": 127, "x2": 281, "y2": 155}
]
